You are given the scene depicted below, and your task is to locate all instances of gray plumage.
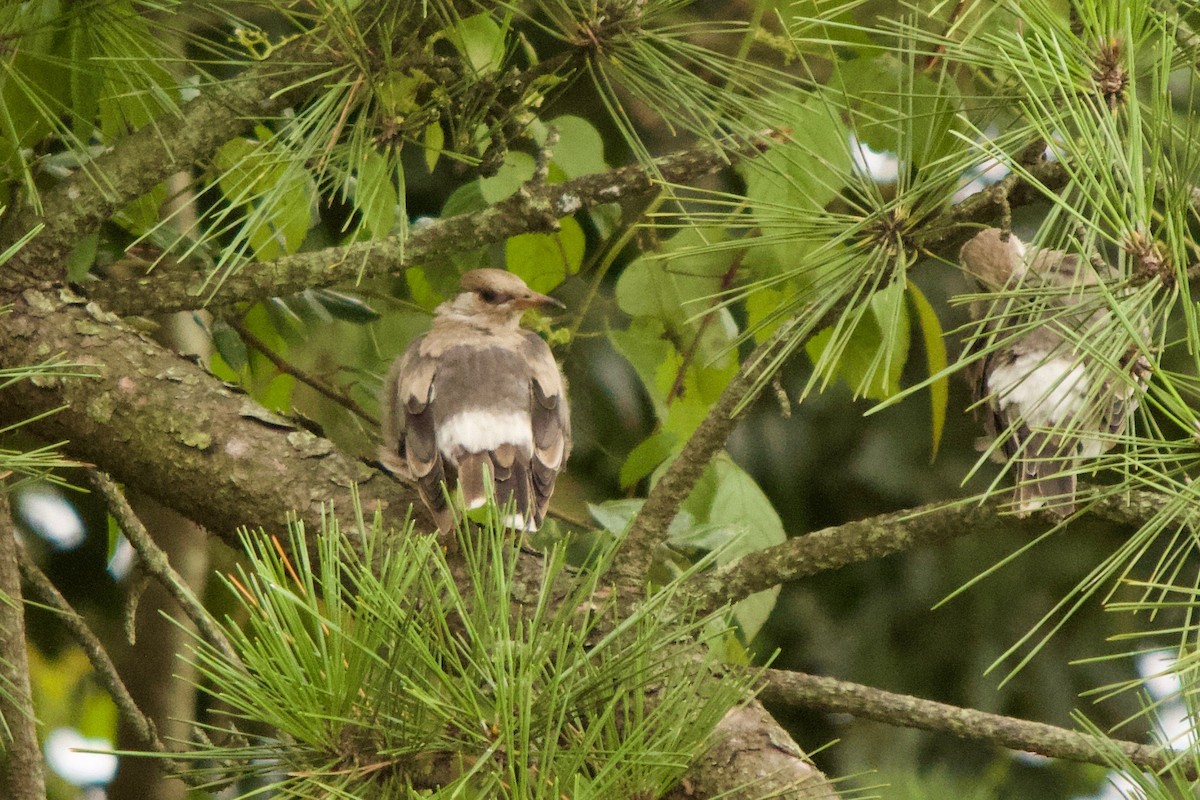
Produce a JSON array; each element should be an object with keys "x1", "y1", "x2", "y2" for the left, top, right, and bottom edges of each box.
[
  {"x1": 380, "y1": 269, "x2": 571, "y2": 533},
  {"x1": 961, "y1": 228, "x2": 1145, "y2": 516}
]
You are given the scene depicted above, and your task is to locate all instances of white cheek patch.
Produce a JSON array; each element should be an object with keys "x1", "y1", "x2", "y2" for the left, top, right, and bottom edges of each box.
[
  {"x1": 990, "y1": 353, "x2": 1087, "y2": 428},
  {"x1": 437, "y1": 410, "x2": 532, "y2": 461}
]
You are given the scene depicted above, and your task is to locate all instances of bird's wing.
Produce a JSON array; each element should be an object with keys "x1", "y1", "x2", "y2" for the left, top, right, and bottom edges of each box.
[
  {"x1": 522, "y1": 332, "x2": 570, "y2": 527},
  {"x1": 382, "y1": 338, "x2": 448, "y2": 521}
]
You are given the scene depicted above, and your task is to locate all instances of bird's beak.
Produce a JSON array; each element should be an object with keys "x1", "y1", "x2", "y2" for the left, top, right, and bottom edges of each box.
[{"x1": 517, "y1": 291, "x2": 566, "y2": 310}]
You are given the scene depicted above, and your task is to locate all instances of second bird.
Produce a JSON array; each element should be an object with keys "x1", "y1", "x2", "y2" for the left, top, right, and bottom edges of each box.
[{"x1": 381, "y1": 269, "x2": 571, "y2": 533}]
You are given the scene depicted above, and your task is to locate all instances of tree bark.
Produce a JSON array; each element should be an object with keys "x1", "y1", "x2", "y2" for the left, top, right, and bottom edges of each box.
[{"x1": 0, "y1": 486, "x2": 47, "y2": 800}]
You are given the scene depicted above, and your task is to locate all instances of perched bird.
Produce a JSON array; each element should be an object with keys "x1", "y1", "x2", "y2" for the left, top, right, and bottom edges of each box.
[
  {"x1": 380, "y1": 269, "x2": 571, "y2": 533},
  {"x1": 960, "y1": 228, "x2": 1145, "y2": 516}
]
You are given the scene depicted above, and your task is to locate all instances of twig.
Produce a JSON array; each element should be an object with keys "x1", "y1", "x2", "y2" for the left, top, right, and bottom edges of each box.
[
  {"x1": 609, "y1": 322, "x2": 797, "y2": 588},
  {"x1": 664, "y1": 248, "x2": 747, "y2": 405},
  {"x1": 16, "y1": 543, "x2": 166, "y2": 755},
  {"x1": 227, "y1": 318, "x2": 379, "y2": 427},
  {"x1": 684, "y1": 489, "x2": 1165, "y2": 614},
  {"x1": 0, "y1": 486, "x2": 47, "y2": 800},
  {"x1": 87, "y1": 470, "x2": 239, "y2": 665},
  {"x1": 86, "y1": 134, "x2": 779, "y2": 316},
  {"x1": 759, "y1": 667, "x2": 1188, "y2": 778}
]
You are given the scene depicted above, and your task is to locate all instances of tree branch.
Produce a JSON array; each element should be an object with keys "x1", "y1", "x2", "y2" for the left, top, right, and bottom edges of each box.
[
  {"x1": 87, "y1": 470, "x2": 239, "y2": 665},
  {"x1": 759, "y1": 667, "x2": 1185, "y2": 777},
  {"x1": 683, "y1": 490, "x2": 1165, "y2": 614},
  {"x1": 16, "y1": 541, "x2": 165, "y2": 755},
  {"x1": 0, "y1": 485, "x2": 47, "y2": 800},
  {"x1": 610, "y1": 322, "x2": 799, "y2": 589},
  {"x1": 85, "y1": 136, "x2": 768, "y2": 316},
  {"x1": 0, "y1": 34, "x2": 334, "y2": 286},
  {"x1": 0, "y1": 292, "x2": 426, "y2": 545}
]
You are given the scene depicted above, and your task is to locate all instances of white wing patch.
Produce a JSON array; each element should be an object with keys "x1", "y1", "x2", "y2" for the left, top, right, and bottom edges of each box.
[
  {"x1": 437, "y1": 410, "x2": 532, "y2": 462},
  {"x1": 989, "y1": 352, "x2": 1087, "y2": 428}
]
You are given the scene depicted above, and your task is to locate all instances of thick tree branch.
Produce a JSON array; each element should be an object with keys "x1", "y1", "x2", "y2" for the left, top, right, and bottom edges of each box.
[
  {"x1": 0, "y1": 486, "x2": 47, "y2": 800},
  {"x1": 85, "y1": 137, "x2": 766, "y2": 316},
  {"x1": 0, "y1": 292, "x2": 426, "y2": 545},
  {"x1": 760, "y1": 668, "x2": 1185, "y2": 777},
  {"x1": 0, "y1": 34, "x2": 334, "y2": 286},
  {"x1": 683, "y1": 490, "x2": 1164, "y2": 614}
]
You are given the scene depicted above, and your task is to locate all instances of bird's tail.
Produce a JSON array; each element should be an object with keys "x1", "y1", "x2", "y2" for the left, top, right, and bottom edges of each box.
[
  {"x1": 456, "y1": 450, "x2": 537, "y2": 531},
  {"x1": 1013, "y1": 431, "x2": 1076, "y2": 517}
]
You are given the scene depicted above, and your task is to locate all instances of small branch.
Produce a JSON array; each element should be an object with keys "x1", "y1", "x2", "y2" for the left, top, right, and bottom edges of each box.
[
  {"x1": 0, "y1": 485, "x2": 47, "y2": 800},
  {"x1": 609, "y1": 322, "x2": 797, "y2": 588},
  {"x1": 16, "y1": 543, "x2": 165, "y2": 755},
  {"x1": 0, "y1": 33, "x2": 332, "y2": 287},
  {"x1": 87, "y1": 470, "x2": 239, "y2": 665},
  {"x1": 759, "y1": 668, "x2": 1186, "y2": 777},
  {"x1": 684, "y1": 489, "x2": 1164, "y2": 614},
  {"x1": 228, "y1": 318, "x2": 379, "y2": 427},
  {"x1": 86, "y1": 135, "x2": 775, "y2": 316}
]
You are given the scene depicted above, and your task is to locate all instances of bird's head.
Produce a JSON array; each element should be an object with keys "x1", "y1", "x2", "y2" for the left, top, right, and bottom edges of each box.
[
  {"x1": 959, "y1": 228, "x2": 1027, "y2": 290},
  {"x1": 441, "y1": 269, "x2": 565, "y2": 328}
]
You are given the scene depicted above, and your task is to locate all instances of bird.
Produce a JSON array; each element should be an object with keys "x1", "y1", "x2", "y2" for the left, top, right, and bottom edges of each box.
[
  {"x1": 380, "y1": 269, "x2": 571, "y2": 533},
  {"x1": 960, "y1": 227, "x2": 1146, "y2": 516}
]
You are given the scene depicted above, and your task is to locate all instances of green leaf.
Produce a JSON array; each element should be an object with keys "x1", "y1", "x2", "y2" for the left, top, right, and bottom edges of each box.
[
  {"x1": 211, "y1": 319, "x2": 248, "y2": 372},
  {"x1": 449, "y1": 12, "x2": 507, "y2": 75},
  {"x1": 311, "y1": 290, "x2": 381, "y2": 324},
  {"x1": 214, "y1": 136, "x2": 314, "y2": 261},
  {"x1": 355, "y1": 149, "x2": 397, "y2": 238},
  {"x1": 478, "y1": 151, "x2": 535, "y2": 203},
  {"x1": 615, "y1": 226, "x2": 733, "y2": 330},
  {"x1": 906, "y1": 281, "x2": 948, "y2": 459},
  {"x1": 423, "y1": 121, "x2": 444, "y2": 173},
  {"x1": 669, "y1": 454, "x2": 785, "y2": 644},
  {"x1": 505, "y1": 217, "x2": 585, "y2": 293},
  {"x1": 548, "y1": 115, "x2": 608, "y2": 178},
  {"x1": 619, "y1": 429, "x2": 677, "y2": 489},
  {"x1": 66, "y1": 232, "x2": 98, "y2": 282},
  {"x1": 833, "y1": 56, "x2": 963, "y2": 169},
  {"x1": 805, "y1": 280, "x2": 911, "y2": 400}
]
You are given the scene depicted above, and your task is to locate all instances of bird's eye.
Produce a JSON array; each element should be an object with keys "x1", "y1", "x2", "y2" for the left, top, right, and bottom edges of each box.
[{"x1": 480, "y1": 289, "x2": 500, "y2": 303}]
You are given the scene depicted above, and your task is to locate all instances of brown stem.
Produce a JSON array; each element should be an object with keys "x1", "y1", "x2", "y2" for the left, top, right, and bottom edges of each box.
[
  {"x1": 609, "y1": 322, "x2": 797, "y2": 588},
  {"x1": 0, "y1": 485, "x2": 47, "y2": 800},
  {"x1": 228, "y1": 318, "x2": 379, "y2": 427},
  {"x1": 16, "y1": 543, "x2": 165, "y2": 755},
  {"x1": 87, "y1": 470, "x2": 238, "y2": 664},
  {"x1": 683, "y1": 489, "x2": 1164, "y2": 614},
  {"x1": 760, "y1": 668, "x2": 1185, "y2": 777}
]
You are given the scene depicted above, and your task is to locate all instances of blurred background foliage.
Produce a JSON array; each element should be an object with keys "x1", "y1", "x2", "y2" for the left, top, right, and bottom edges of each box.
[{"x1": 3, "y1": 0, "x2": 1200, "y2": 798}]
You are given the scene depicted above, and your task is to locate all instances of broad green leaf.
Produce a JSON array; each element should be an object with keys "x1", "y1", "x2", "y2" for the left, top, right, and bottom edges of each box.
[
  {"x1": 215, "y1": 136, "x2": 314, "y2": 261},
  {"x1": 668, "y1": 454, "x2": 785, "y2": 643},
  {"x1": 506, "y1": 217, "x2": 585, "y2": 293},
  {"x1": 479, "y1": 151, "x2": 535, "y2": 203},
  {"x1": 619, "y1": 429, "x2": 677, "y2": 489},
  {"x1": 423, "y1": 121, "x2": 444, "y2": 173},
  {"x1": 356, "y1": 149, "x2": 397, "y2": 238},
  {"x1": 548, "y1": 114, "x2": 608, "y2": 178},
  {"x1": 66, "y1": 232, "x2": 98, "y2": 282},
  {"x1": 615, "y1": 226, "x2": 733, "y2": 329},
  {"x1": 906, "y1": 281, "x2": 948, "y2": 459},
  {"x1": 450, "y1": 13, "x2": 507, "y2": 75},
  {"x1": 805, "y1": 280, "x2": 911, "y2": 400},
  {"x1": 833, "y1": 56, "x2": 964, "y2": 169},
  {"x1": 211, "y1": 318, "x2": 248, "y2": 372},
  {"x1": 311, "y1": 290, "x2": 381, "y2": 324}
]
